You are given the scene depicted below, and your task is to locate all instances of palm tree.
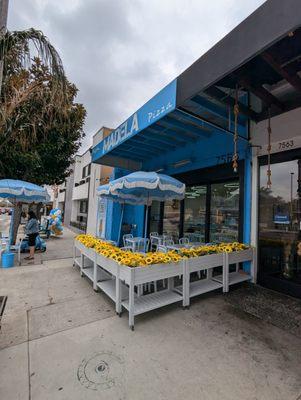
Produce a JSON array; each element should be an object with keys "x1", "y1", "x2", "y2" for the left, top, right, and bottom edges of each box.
[
  {"x1": 0, "y1": 28, "x2": 67, "y2": 150},
  {"x1": 0, "y1": 28, "x2": 65, "y2": 94},
  {"x1": 0, "y1": 28, "x2": 68, "y2": 243}
]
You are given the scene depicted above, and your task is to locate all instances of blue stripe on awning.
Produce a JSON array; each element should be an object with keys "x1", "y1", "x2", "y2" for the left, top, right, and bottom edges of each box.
[
  {"x1": 92, "y1": 79, "x2": 249, "y2": 170},
  {"x1": 92, "y1": 79, "x2": 177, "y2": 163}
]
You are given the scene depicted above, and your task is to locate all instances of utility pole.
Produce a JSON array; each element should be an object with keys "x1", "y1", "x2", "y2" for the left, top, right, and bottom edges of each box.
[{"x1": 0, "y1": 0, "x2": 9, "y2": 96}]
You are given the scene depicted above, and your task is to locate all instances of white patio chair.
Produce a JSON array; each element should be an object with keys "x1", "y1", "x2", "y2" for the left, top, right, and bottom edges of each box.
[
  {"x1": 136, "y1": 238, "x2": 150, "y2": 253},
  {"x1": 164, "y1": 239, "x2": 174, "y2": 247},
  {"x1": 123, "y1": 233, "x2": 133, "y2": 248},
  {"x1": 179, "y1": 237, "x2": 189, "y2": 245},
  {"x1": 156, "y1": 245, "x2": 168, "y2": 253},
  {"x1": 163, "y1": 235, "x2": 175, "y2": 246},
  {"x1": 150, "y1": 232, "x2": 159, "y2": 250}
]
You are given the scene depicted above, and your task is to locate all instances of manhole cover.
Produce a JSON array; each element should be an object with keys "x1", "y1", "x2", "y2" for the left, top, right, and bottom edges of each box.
[{"x1": 77, "y1": 352, "x2": 124, "y2": 391}]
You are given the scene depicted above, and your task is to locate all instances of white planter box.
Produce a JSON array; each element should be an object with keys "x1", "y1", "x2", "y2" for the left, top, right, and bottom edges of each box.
[
  {"x1": 96, "y1": 253, "x2": 119, "y2": 277},
  {"x1": 213, "y1": 248, "x2": 254, "y2": 292},
  {"x1": 119, "y1": 261, "x2": 183, "y2": 286},
  {"x1": 119, "y1": 260, "x2": 185, "y2": 330},
  {"x1": 73, "y1": 243, "x2": 255, "y2": 330},
  {"x1": 186, "y1": 253, "x2": 224, "y2": 273},
  {"x1": 227, "y1": 248, "x2": 254, "y2": 264},
  {"x1": 179, "y1": 253, "x2": 225, "y2": 306},
  {"x1": 74, "y1": 240, "x2": 96, "y2": 262}
]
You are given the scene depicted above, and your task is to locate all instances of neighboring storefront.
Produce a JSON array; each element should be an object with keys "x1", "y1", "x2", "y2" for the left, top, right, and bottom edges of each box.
[
  {"x1": 92, "y1": 0, "x2": 301, "y2": 298},
  {"x1": 251, "y1": 108, "x2": 301, "y2": 298}
]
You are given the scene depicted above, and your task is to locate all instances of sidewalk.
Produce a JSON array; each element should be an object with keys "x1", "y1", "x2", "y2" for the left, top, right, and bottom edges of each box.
[
  {"x1": 18, "y1": 226, "x2": 76, "y2": 265},
  {"x1": 1, "y1": 214, "x2": 76, "y2": 265},
  {"x1": 1, "y1": 254, "x2": 301, "y2": 400}
]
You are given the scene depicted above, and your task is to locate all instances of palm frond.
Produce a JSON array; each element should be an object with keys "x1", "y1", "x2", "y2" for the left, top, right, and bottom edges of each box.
[{"x1": 0, "y1": 28, "x2": 65, "y2": 86}]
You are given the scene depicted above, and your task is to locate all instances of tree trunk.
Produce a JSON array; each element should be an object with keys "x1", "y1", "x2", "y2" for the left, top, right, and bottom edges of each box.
[
  {"x1": 11, "y1": 202, "x2": 22, "y2": 245},
  {"x1": 36, "y1": 202, "x2": 43, "y2": 222}
]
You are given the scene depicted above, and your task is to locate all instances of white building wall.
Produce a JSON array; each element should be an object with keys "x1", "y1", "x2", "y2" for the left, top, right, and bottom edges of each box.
[
  {"x1": 55, "y1": 126, "x2": 113, "y2": 233},
  {"x1": 86, "y1": 127, "x2": 112, "y2": 235},
  {"x1": 86, "y1": 163, "x2": 101, "y2": 235},
  {"x1": 72, "y1": 182, "x2": 89, "y2": 200},
  {"x1": 251, "y1": 107, "x2": 301, "y2": 156},
  {"x1": 57, "y1": 190, "x2": 65, "y2": 203}
]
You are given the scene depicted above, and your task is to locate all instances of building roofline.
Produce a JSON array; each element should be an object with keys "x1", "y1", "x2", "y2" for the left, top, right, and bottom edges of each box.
[{"x1": 176, "y1": 0, "x2": 301, "y2": 105}]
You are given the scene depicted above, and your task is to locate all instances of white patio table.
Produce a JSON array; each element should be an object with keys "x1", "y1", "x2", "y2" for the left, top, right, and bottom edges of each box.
[
  {"x1": 124, "y1": 237, "x2": 143, "y2": 252},
  {"x1": 166, "y1": 242, "x2": 202, "y2": 252}
]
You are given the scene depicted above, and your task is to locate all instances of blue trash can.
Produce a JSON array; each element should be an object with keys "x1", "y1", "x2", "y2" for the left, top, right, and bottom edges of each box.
[{"x1": 1, "y1": 252, "x2": 15, "y2": 268}]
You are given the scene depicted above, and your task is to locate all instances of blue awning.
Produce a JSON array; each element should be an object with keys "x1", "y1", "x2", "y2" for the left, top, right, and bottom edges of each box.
[
  {"x1": 91, "y1": 79, "x2": 248, "y2": 170},
  {"x1": 92, "y1": 80, "x2": 178, "y2": 169}
]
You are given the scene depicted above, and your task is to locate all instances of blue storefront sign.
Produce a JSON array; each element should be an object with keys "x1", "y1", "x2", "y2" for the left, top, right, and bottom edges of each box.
[
  {"x1": 274, "y1": 214, "x2": 290, "y2": 224},
  {"x1": 92, "y1": 79, "x2": 177, "y2": 163}
]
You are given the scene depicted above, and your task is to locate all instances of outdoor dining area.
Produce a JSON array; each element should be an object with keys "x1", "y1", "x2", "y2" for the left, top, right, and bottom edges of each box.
[
  {"x1": 122, "y1": 232, "x2": 203, "y2": 253},
  {"x1": 0, "y1": 179, "x2": 50, "y2": 267},
  {"x1": 74, "y1": 171, "x2": 255, "y2": 330}
]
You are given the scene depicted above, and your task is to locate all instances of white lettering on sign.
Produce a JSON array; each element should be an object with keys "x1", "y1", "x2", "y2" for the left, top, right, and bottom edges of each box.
[
  {"x1": 103, "y1": 113, "x2": 139, "y2": 153},
  {"x1": 147, "y1": 101, "x2": 173, "y2": 123}
]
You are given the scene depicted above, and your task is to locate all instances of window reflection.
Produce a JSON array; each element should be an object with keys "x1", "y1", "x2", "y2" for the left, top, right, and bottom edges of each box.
[
  {"x1": 259, "y1": 160, "x2": 301, "y2": 284},
  {"x1": 210, "y1": 181, "x2": 239, "y2": 243},
  {"x1": 184, "y1": 185, "x2": 206, "y2": 242},
  {"x1": 149, "y1": 201, "x2": 161, "y2": 234},
  {"x1": 163, "y1": 199, "x2": 180, "y2": 242}
]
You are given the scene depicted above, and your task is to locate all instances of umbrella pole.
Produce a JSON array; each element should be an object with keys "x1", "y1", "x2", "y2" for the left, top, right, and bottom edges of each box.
[
  {"x1": 144, "y1": 206, "x2": 149, "y2": 252},
  {"x1": 95, "y1": 196, "x2": 100, "y2": 237},
  {"x1": 8, "y1": 205, "x2": 14, "y2": 247},
  {"x1": 118, "y1": 204, "x2": 124, "y2": 246}
]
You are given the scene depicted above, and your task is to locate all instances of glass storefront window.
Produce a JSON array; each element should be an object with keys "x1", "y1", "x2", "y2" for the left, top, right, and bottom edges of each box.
[
  {"x1": 183, "y1": 185, "x2": 206, "y2": 242},
  {"x1": 163, "y1": 199, "x2": 180, "y2": 242},
  {"x1": 148, "y1": 179, "x2": 241, "y2": 245},
  {"x1": 149, "y1": 201, "x2": 161, "y2": 234},
  {"x1": 259, "y1": 160, "x2": 301, "y2": 289},
  {"x1": 210, "y1": 181, "x2": 239, "y2": 243}
]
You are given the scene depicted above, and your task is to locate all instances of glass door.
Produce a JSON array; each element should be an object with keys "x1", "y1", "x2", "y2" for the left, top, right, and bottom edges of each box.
[
  {"x1": 162, "y1": 199, "x2": 180, "y2": 242},
  {"x1": 259, "y1": 159, "x2": 301, "y2": 296},
  {"x1": 149, "y1": 201, "x2": 161, "y2": 234},
  {"x1": 183, "y1": 185, "x2": 207, "y2": 242},
  {"x1": 210, "y1": 181, "x2": 240, "y2": 243}
]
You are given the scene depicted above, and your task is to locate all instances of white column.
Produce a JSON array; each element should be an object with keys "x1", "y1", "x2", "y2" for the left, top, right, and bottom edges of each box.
[{"x1": 250, "y1": 152, "x2": 259, "y2": 283}]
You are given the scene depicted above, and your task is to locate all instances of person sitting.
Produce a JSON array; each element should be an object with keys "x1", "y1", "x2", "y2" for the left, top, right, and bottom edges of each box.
[{"x1": 24, "y1": 211, "x2": 39, "y2": 260}]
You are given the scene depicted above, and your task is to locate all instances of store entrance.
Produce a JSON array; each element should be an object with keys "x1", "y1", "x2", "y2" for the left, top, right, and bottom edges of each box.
[
  {"x1": 149, "y1": 163, "x2": 242, "y2": 244},
  {"x1": 258, "y1": 155, "x2": 301, "y2": 298}
]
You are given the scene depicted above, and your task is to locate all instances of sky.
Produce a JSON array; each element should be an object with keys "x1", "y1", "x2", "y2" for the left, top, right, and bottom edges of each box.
[{"x1": 8, "y1": 0, "x2": 266, "y2": 151}]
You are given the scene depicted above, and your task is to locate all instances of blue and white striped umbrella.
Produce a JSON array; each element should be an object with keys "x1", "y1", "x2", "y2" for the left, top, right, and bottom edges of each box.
[
  {"x1": 0, "y1": 179, "x2": 50, "y2": 203},
  {"x1": 97, "y1": 171, "x2": 185, "y2": 205},
  {"x1": 96, "y1": 171, "x2": 185, "y2": 243}
]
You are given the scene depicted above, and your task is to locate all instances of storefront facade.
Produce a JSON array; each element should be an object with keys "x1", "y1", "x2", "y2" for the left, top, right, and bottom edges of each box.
[
  {"x1": 92, "y1": 78, "x2": 251, "y2": 271},
  {"x1": 251, "y1": 108, "x2": 301, "y2": 298},
  {"x1": 92, "y1": 0, "x2": 301, "y2": 298}
]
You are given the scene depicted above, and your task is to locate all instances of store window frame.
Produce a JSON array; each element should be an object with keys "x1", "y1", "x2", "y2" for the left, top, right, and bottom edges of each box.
[
  {"x1": 79, "y1": 199, "x2": 88, "y2": 214},
  {"x1": 82, "y1": 163, "x2": 91, "y2": 179},
  {"x1": 258, "y1": 147, "x2": 301, "y2": 297},
  {"x1": 148, "y1": 161, "x2": 245, "y2": 242}
]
